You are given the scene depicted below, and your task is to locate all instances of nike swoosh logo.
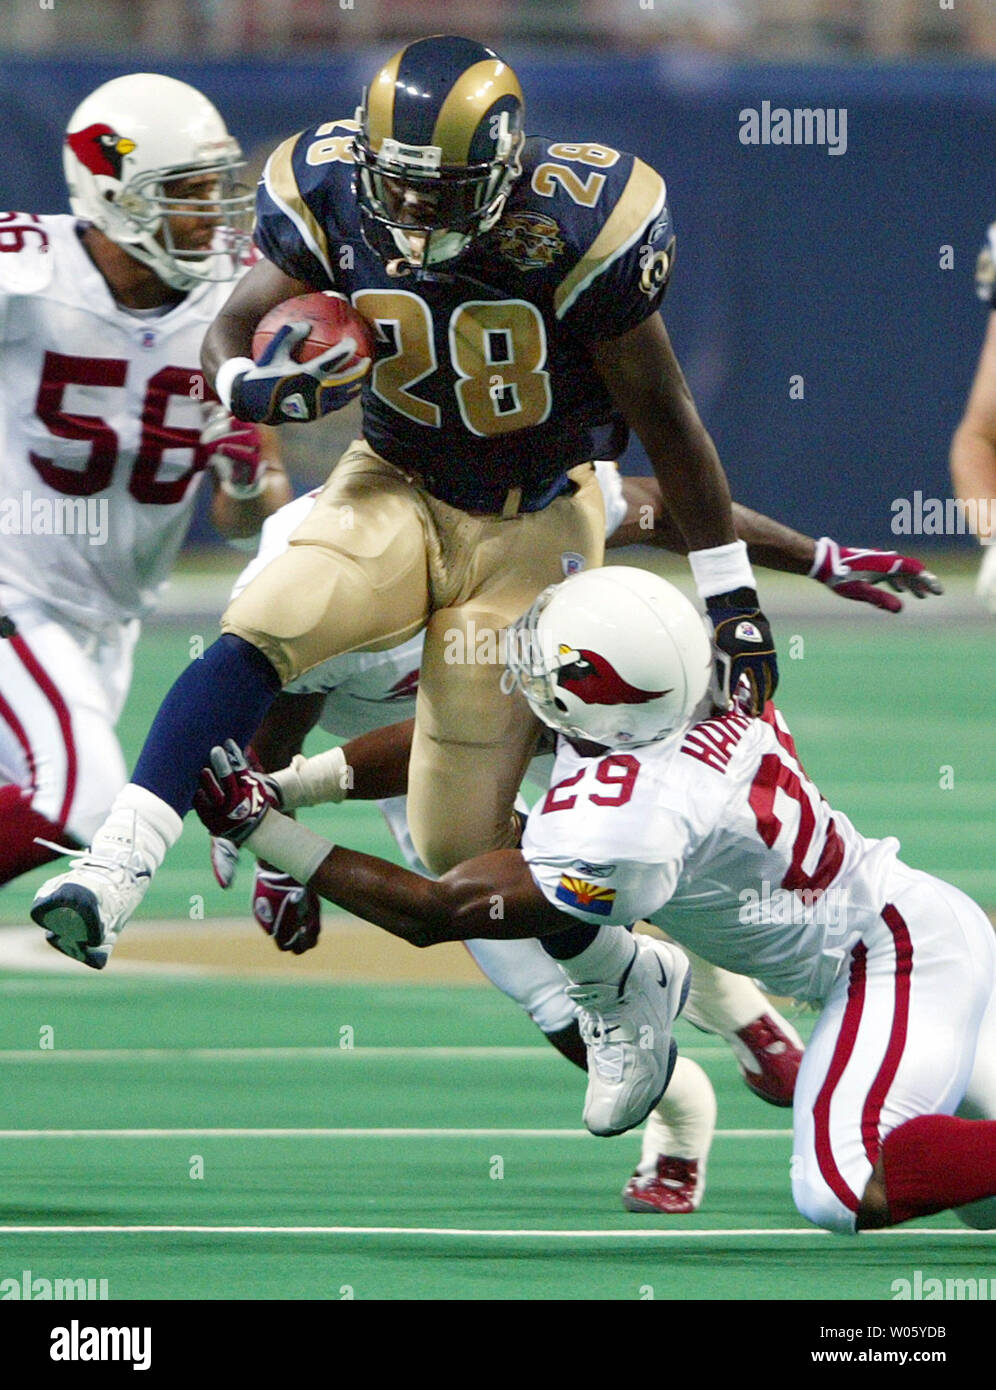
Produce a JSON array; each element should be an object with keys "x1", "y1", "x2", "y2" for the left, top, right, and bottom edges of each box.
[{"x1": 657, "y1": 959, "x2": 668, "y2": 988}]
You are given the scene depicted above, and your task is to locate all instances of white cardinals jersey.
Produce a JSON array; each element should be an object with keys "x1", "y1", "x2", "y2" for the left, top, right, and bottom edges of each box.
[
  {"x1": 0, "y1": 213, "x2": 233, "y2": 627},
  {"x1": 230, "y1": 459, "x2": 628, "y2": 735},
  {"x1": 522, "y1": 703, "x2": 905, "y2": 1004}
]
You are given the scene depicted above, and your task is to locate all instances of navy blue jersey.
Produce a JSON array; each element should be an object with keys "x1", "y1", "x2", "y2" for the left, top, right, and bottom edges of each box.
[
  {"x1": 255, "y1": 122, "x2": 674, "y2": 509},
  {"x1": 976, "y1": 222, "x2": 996, "y2": 309}
]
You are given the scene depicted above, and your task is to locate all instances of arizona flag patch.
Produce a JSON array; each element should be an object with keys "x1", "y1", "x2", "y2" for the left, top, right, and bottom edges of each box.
[{"x1": 555, "y1": 876, "x2": 617, "y2": 916}]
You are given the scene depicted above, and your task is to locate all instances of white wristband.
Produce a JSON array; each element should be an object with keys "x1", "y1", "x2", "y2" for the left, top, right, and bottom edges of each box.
[
  {"x1": 271, "y1": 747, "x2": 350, "y2": 810},
  {"x1": 808, "y1": 536, "x2": 835, "y2": 578},
  {"x1": 244, "y1": 809, "x2": 333, "y2": 884},
  {"x1": 688, "y1": 540, "x2": 756, "y2": 600},
  {"x1": 215, "y1": 356, "x2": 255, "y2": 413}
]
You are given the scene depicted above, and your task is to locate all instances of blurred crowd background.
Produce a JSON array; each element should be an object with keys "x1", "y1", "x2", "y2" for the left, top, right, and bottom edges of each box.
[
  {"x1": 8, "y1": 0, "x2": 996, "y2": 58},
  {"x1": 2, "y1": 2, "x2": 994, "y2": 546}
]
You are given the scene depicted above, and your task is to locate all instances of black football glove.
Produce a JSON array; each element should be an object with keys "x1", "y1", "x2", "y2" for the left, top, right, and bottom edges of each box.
[{"x1": 705, "y1": 587, "x2": 777, "y2": 713}]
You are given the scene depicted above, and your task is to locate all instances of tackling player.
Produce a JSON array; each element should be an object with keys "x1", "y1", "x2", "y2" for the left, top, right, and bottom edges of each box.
[
  {"x1": 950, "y1": 221, "x2": 996, "y2": 613},
  {"x1": 192, "y1": 568, "x2": 996, "y2": 1231},
  {"x1": 32, "y1": 35, "x2": 782, "y2": 972},
  {"x1": 0, "y1": 73, "x2": 290, "y2": 884}
]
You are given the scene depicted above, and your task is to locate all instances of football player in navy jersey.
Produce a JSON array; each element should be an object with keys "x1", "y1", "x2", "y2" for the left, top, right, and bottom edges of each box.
[{"x1": 34, "y1": 36, "x2": 794, "y2": 973}]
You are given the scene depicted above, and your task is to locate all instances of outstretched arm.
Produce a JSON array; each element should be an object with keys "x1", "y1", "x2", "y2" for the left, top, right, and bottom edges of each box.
[
  {"x1": 194, "y1": 743, "x2": 568, "y2": 947},
  {"x1": 611, "y1": 477, "x2": 941, "y2": 612},
  {"x1": 592, "y1": 314, "x2": 776, "y2": 709}
]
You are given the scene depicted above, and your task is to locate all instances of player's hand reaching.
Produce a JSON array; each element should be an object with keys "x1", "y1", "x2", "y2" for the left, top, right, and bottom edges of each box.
[
  {"x1": 227, "y1": 324, "x2": 370, "y2": 424},
  {"x1": 208, "y1": 830, "x2": 320, "y2": 953},
  {"x1": 194, "y1": 741, "x2": 282, "y2": 845},
  {"x1": 201, "y1": 408, "x2": 267, "y2": 499},
  {"x1": 252, "y1": 865, "x2": 321, "y2": 954},
  {"x1": 810, "y1": 537, "x2": 943, "y2": 613},
  {"x1": 706, "y1": 588, "x2": 777, "y2": 713}
]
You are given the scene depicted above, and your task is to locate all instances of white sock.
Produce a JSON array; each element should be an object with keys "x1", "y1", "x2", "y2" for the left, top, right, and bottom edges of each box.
[
  {"x1": 92, "y1": 784, "x2": 183, "y2": 869},
  {"x1": 639, "y1": 1056, "x2": 717, "y2": 1173},
  {"x1": 555, "y1": 926, "x2": 636, "y2": 987}
]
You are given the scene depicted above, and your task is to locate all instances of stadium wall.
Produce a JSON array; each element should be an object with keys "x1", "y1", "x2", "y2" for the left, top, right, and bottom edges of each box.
[{"x1": 2, "y1": 51, "x2": 993, "y2": 547}]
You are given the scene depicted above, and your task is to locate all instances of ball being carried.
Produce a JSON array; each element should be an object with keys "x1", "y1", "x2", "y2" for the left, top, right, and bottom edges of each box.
[
  {"x1": 252, "y1": 291, "x2": 375, "y2": 370},
  {"x1": 230, "y1": 291, "x2": 374, "y2": 423}
]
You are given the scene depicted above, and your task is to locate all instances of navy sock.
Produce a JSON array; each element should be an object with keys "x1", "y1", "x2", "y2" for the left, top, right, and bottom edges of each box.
[
  {"x1": 541, "y1": 921, "x2": 602, "y2": 960},
  {"x1": 132, "y1": 635, "x2": 281, "y2": 817},
  {"x1": 541, "y1": 919, "x2": 636, "y2": 961}
]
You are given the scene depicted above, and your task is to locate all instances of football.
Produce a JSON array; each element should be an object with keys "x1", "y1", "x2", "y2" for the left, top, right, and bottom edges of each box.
[{"x1": 251, "y1": 292, "x2": 375, "y2": 370}]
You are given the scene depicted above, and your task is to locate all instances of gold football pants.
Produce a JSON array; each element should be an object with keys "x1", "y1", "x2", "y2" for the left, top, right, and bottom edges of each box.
[{"x1": 222, "y1": 440, "x2": 606, "y2": 873}]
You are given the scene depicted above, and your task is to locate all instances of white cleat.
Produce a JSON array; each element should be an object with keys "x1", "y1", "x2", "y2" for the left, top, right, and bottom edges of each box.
[
  {"x1": 31, "y1": 852, "x2": 152, "y2": 970},
  {"x1": 29, "y1": 805, "x2": 169, "y2": 970},
  {"x1": 567, "y1": 936, "x2": 691, "y2": 1137}
]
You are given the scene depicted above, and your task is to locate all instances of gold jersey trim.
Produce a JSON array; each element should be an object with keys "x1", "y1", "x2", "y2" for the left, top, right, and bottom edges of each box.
[
  {"x1": 554, "y1": 159, "x2": 667, "y2": 321},
  {"x1": 262, "y1": 133, "x2": 335, "y2": 283}
]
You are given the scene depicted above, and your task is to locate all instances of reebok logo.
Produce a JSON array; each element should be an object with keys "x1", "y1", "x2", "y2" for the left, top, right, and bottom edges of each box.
[
  {"x1": 50, "y1": 1320, "x2": 151, "y2": 1371},
  {"x1": 280, "y1": 393, "x2": 309, "y2": 420}
]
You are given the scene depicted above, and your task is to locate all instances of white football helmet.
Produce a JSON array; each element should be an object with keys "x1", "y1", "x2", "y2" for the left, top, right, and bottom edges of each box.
[
  {"x1": 64, "y1": 73, "x2": 254, "y2": 292},
  {"x1": 503, "y1": 567, "x2": 713, "y2": 748}
]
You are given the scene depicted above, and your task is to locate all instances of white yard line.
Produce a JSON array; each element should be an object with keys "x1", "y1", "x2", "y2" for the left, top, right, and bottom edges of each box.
[
  {"x1": 0, "y1": 1126, "x2": 791, "y2": 1140},
  {"x1": 0, "y1": 1224, "x2": 981, "y2": 1238},
  {"x1": 0, "y1": 1044, "x2": 728, "y2": 1062}
]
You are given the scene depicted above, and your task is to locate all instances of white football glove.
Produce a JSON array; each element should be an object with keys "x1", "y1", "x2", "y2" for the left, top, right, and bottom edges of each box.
[
  {"x1": 977, "y1": 543, "x2": 996, "y2": 615},
  {"x1": 200, "y1": 407, "x2": 267, "y2": 499}
]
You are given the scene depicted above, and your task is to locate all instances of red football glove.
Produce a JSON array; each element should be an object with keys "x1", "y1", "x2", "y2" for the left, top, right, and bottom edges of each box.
[
  {"x1": 201, "y1": 408, "x2": 267, "y2": 499},
  {"x1": 810, "y1": 537, "x2": 942, "y2": 613},
  {"x1": 252, "y1": 865, "x2": 321, "y2": 954},
  {"x1": 194, "y1": 741, "x2": 282, "y2": 845}
]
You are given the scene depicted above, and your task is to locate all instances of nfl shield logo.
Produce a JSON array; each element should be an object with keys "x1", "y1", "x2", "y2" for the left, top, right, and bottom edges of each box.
[
  {"x1": 140, "y1": 330, "x2": 157, "y2": 350},
  {"x1": 561, "y1": 552, "x2": 586, "y2": 577}
]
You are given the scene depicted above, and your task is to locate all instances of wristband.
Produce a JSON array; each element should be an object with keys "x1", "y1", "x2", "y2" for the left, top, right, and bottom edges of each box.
[
  {"x1": 244, "y1": 809, "x2": 333, "y2": 884},
  {"x1": 688, "y1": 539, "x2": 756, "y2": 601},
  {"x1": 215, "y1": 356, "x2": 255, "y2": 413},
  {"x1": 808, "y1": 536, "x2": 834, "y2": 578},
  {"x1": 271, "y1": 746, "x2": 350, "y2": 810}
]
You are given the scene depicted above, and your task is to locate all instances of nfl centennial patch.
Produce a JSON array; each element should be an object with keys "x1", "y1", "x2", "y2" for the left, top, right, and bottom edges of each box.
[{"x1": 555, "y1": 875, "x2": 617, "y2": 916}]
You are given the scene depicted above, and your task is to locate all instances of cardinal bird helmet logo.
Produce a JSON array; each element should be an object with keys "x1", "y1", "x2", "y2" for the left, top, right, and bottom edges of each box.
[
  {"x1": 555, "y1": 645, "x2": 672, "y2": 707},
  {"x1": 65, "y1": 124, "x2": 137, "y2": 179}
]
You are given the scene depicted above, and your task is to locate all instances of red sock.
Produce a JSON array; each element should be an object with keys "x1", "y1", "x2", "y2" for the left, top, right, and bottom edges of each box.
[
  {"x1": 881, "y1": 1114, "x2": 996, "y2": 1224},
  {"x1": 0, "y1": 785, "x2": 76, "y2": 885}
]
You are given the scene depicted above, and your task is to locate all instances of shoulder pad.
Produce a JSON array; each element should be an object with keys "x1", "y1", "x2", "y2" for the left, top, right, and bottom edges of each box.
[
  {"x1": 0, "y1": 214, "x2": 55, "y2": 296},
  {"x1": 975, "y1": 222, "x2": 996, "y2": 305}
]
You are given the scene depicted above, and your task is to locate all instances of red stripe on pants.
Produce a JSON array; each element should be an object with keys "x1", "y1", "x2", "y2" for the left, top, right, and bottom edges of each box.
[
  {"x1": 860, "y1": 906, "x2": 914, "y2": 1166},
  {"x1": 812, "y1": 942, "x2": 868, "y2": 1213},
  {"x1": 9, "y1": 633, "x2": 77, "y2": 827}
]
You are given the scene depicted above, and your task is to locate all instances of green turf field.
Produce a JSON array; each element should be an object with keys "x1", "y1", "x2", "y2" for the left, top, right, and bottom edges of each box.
[
  {"x1": 1, "y1": 978, "x2": 992, "y2": 1301},
  {"x1": 0, "y1": 578, "x2": 993, "y2": 1301}
]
